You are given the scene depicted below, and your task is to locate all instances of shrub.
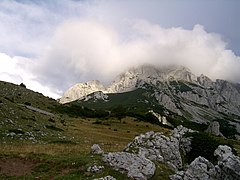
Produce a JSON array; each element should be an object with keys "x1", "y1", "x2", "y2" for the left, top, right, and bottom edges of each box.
[
  {"x1": 48, "y1": 118, "x2": 55, "y2": 123},
  {"x1": 8, "y1": 129, "x2": 24, "y2": 134},
  {"x1": 216, "y1": 119, "x2": 238, "y2": 139},
  {"x1": 19, "y1": 83, "x2": 26, "y2": 88},
  {"x1": 185, "y1": 132, "x2": 235, "y2": 164},
  {"x1": 24, "y1": 102, "x2": 31, "y2": 106}
]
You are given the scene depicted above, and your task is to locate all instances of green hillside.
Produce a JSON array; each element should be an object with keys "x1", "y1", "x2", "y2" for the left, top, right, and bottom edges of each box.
[
  {"x1": 0, "y1": 81, "x2": 174, "y2": 179},
  {"x1": 0, "y1": 80, "x2": 239, "y2": 179}
]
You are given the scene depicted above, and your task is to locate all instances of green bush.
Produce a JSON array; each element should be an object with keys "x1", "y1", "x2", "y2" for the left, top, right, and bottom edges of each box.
[
  {"x1": 8, "y1": 129, "x2": 25, "y2": 134},
  {"x1": 216, "y1": 119, "x2": 238, "y2": 139},
  {"x1": 185, "y1": 132, "x2": 228, "y2": 164}
]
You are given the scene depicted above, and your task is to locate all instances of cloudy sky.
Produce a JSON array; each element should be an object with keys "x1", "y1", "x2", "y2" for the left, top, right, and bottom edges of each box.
[{"x1": 0, "y1": 0, "x2": 240, "y2": 98}]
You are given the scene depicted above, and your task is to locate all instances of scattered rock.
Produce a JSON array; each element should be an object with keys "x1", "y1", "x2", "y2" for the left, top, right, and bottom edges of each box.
[
  {"x1": 206, "y1": 121, "x2": 224, "y2": 137},
  {"x1": 87, "y1": 164, "x2": 104, "y2": 173},
  {"x1": 103, "y1": 152, "x2": 155, "y2": 180},
  {"x1": 94, "y1": 175, "x2": 116, "y2": 180},
  {"x1": 170, "y1": 145, "x2": 240, "y2": 180},
  {"x1": 91, "y1": 144, "x2": 103, "y2": 154}
]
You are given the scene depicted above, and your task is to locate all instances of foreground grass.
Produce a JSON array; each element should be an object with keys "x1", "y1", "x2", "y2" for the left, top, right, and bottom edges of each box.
[{"x1": 0, "y1": 117, "x2": 173, "y2": 179}]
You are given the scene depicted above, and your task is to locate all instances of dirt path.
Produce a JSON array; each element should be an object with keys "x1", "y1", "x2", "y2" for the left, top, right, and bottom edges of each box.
[{"x1": 0, "y1": 157, "x2": 37, "y2": 177}]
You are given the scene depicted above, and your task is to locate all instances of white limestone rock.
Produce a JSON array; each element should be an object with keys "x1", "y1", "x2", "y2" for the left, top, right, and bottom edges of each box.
[
  {"x1": 81, "y1": 91, "x2": 109, "y2": 102},
  {"x1": 94, "y1": 176, "x2": 116, "y2": 180},
  {"x1": 170, "y1": 156, "x2": 217, "y2": 180},
  {"x1": 103, "y1": 152, "x2": 155, "y2": 180},
  {"x1": 87, "y1": 165, "x2": 104, "y2": 173},
  {"x1": 60, "y1": 80, "x2": 107, "y2": 104},
  {"x1": 215, "y1": 145, "x2": 240, "y2": 179},
  {"x1": 125, "y1": 126, "x2": 194, "y2": 171},
  {"x1": 206, "y1": 121, "x2": 223, "y2": 137},
  {"x1": 91, "y1": 144, "x2": 104, "y2": 154},
  {"x1": 171, "y1": 145, "x2": 240, "y2": 180}
]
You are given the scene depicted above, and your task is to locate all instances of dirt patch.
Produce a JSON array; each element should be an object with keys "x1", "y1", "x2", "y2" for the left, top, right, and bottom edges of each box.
[{"x1": 0, "y1": 157, "x2": 37, "y2": 177}]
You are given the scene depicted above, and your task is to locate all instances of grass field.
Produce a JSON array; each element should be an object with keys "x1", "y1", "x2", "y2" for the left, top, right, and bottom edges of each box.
[
  {"x1": 1, "y1": 80, "x2": 240, "y2": 179},
  {"x1": 0, "y1": 116, "x2": 174, "y2": 179}
]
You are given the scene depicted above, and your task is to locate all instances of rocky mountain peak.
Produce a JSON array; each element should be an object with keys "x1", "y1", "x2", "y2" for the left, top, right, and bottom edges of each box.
[
  {"x1": 165, "y1": 65, "x2": 197, "y2": 82},
  {"x1": 59, "y1": 64, "x2": 206, "y2": 104},
  {"x1": 59, "y1": 80, "x2": 107, "y2": 104}
]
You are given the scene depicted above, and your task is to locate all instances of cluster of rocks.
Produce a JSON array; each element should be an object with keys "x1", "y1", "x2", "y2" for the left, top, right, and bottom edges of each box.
[
  {"x1": 91, "y1": 126, "x2": 240, "y2": 180},
  {"x1": 170, "y1": 145, "x2": 240, "y2": 180},
  {"x1": 87, "y1": 165, "x2": 104, "y2": 173},
  {"x1": 90, "y1": 126, "x2": 193, "y2": 179},
  {"x1": 124, "y1": 125, "x2": 194, "y2": 171}
]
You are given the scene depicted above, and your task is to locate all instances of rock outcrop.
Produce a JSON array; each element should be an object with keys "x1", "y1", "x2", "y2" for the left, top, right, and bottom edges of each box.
[
  {"x1": 103, "y1": 152, "x2": 155, "y2": 180},
  {"x1": 91, "y1": 127, "x2": 240, "y2": 180},
  {"x1": 60, "y1": 80, "x2": 107, "y2": 104},
  {"x1": 91, "y1": 144, "x2": 104, "y2": 154},
  {"x1": 214, "y1": 145, "x2": 240, "y2": 180},
  {"x1": 170, "y1": 145, "x2": 240, "y2": 180},
  {"x1": 124, "y1": 126, "x2": 194, "y2": 171},
  {"x1": 206, "y1": 121, "x2": 224, "y2": 137},
  {"x1": 80, "y1": 91, "x2": 109, "y2": 102}
]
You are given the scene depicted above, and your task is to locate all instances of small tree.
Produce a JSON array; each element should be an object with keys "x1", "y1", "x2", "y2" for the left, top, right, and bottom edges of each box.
[
  {"x1": 112, "y1": 106, "x2": 126, "y2": 122},
  {"x1": 20, "y1": 83, "x2": 26, "y2": 88}
]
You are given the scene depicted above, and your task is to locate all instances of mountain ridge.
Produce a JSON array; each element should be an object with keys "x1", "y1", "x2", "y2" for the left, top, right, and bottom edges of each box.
[
  {"x1": 60, "y1": 65, "x2": 201, "y2": 104},
  {"x1": 59, "y1": 64, "x2": 240, "y2": 138}
]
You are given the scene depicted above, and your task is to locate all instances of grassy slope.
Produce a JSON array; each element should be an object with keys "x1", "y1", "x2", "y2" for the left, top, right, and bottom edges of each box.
[
  {"x1": 71, "y1": 88, "x2": 165, "y2": 114},
  {"x1": 0, "y1": 81, "x2": 239, "y2": 179},
  {"x1": 0, "y1": 81, "x2": 174, "y2": 179}
]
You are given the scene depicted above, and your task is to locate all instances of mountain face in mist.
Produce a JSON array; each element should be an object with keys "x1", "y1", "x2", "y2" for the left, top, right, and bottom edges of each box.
[
  {"x1": 60, "y1": 65, "x2": 240, "y2": 131},
  {"x1": 60, "y1": 65, "x2": 198, "y2": 103}
]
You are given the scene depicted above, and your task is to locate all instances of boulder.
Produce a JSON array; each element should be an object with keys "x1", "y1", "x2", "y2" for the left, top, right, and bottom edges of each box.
[
  {"x1": 103, "y1": 152, "x2": 155, "y2": 180},
  {"x1": 206, "y1": 121, "x2": 223, "y2": 137},
  {"x1": 125, "y1": 126, "x2": 194, "y2": 170},
  {"x1": 170, "y1": 145, "x2": 240, "y2": 180},
  {"x1": 170, "y1": 156, "x2": 217, "y2": 180},
  {"x1": 91, "y1": 144, "x2": 104, "y2": 154},
  {"x1": 214, "y1": 145, "x2": 240, "y2": 180}
]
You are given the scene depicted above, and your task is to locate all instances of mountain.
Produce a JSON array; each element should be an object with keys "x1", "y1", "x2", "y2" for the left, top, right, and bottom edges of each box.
[
  {"x1": 60, "y1": 65, "x2": 240, "y2": 138},
  {"x1": 60, "y1": 65, "x2": 198, "y2": 104},
  {"x1": 1, "y1": 75, "x2": 240, "y2": 179}
]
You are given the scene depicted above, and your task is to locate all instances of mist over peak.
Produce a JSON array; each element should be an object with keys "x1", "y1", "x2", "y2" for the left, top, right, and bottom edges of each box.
[{"x1": 35, "y1": 20, "x2": 240, "y2": 93}]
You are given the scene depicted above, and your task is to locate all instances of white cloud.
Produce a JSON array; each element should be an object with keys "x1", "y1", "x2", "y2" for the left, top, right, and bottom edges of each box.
[
  {"x1": 35, "y1": 19, "x2": 240, "y2": 93},
  {"x1": 0, "y1": 53, "x2": 61, "y2": 99},
  {"x1": 0, "y1": 1, "x2": 240, "y2": 98}
]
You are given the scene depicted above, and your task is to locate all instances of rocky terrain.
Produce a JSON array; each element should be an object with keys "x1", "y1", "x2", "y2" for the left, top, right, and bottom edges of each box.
[
  {"x1": 92, "y1": 126, "x2": 240, "y2": 180},
  {"x1": 0, "y1": 80, "x2": 240, "y2": 179},
  {"x1": 60, "y1": 65, "x2": 240, "y2": 139}
]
